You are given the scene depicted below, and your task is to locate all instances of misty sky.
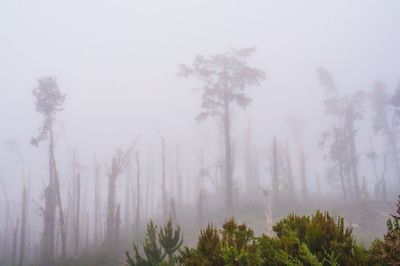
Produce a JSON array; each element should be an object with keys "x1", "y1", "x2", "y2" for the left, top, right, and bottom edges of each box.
[{"x1": 1, "y1": 0, "x2": 400, "y2": 200}]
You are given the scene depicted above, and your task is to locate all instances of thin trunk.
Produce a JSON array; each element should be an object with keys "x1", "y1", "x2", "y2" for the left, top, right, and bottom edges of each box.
[
  {"x1": 271, "y1": 137, "x2": 279, "y2": 204},
  {"x1": 135, "y1": 151, "x2": 141, "y2": 235},
  {"x1": 18, "y1": 186, "x2": 27, "y2": 266},
  {"x1": 223, "y1": 93, "x2": 233, "y2": 214},
  {"x1": 124, "y1": 158, "x2": 132, "y2": 235},
  {"x1": 176, "y1": 144, "x2": 182, "y2": 207},
  {"x1": 347, "y1": 114, "x2": 361, "y2": 201},
  {"x1": 74, "y1": 173, "x2": 80, "y2": 256},
  {"x1": 106, "y1": 173, "x2": 116, "y2": 243},
  {"x1": 12, "y1": 218, "x2": 19, "y2": 266},
  {"x1": 52, "y1": 151, "x2": 66, "y2": 260},
  {"x1": 42, "y1": 126, "x2": 56, "y2": 266},
  {"x1": 114, "y1": 204, "x2": 121, "y2": 244},
  {"x1": 94, "y1": 158, "x2": 101, "y2": 246},
  {"x1": 264, "y1": 190, "x2": 273, "y2": 237},
  {"x1": 285, "y1": 141, "x2": 294, "y2": 197},
  {"x1": 160, "y1": 136, "x2": 168, "y2": 222},
  {"x1": 85, "y1": 211, "x2": 89, "y2": 253},
  {"x1": 300, "y1": 150, "x2": 307, "y2": 202}
]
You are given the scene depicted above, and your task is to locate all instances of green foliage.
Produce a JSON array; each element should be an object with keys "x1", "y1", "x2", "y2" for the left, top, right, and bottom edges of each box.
[
  {"x1": 273, "y1": 210, "x2": 356, "y2": 265},
  {"x1": 126, "y1": 198, "x2": 400, "y2": 266},
  {"x1": 381, "y1": 195, "x2": 400, "y2": 265},
  {"x1": 159, "y1": 217, "x2": 183, "y2": 263},
  {"x1": 178, "y1": 219, "x2": 261, "y2": 266},
  {"x1": 126, "y1": 220, "x2": 173, "y2": 266}
]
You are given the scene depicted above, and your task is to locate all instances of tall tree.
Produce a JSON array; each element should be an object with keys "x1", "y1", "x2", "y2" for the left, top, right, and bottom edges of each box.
[
  {"x1": 105, "y1": 147, "x2": 134, "y2": 245},
  {"x1": 31, "y1": 76, "x2": 66, "y2": 266},
  {"x1": 370, "y1": 81, "x2": 400, "y2": 187},
  {"x1": 179, "y1": 47, "x2": 265, "y2": 213},
  {"x1": 271, "y1": 137, "x2": 280, "y2": 204},
  {"x1": 135, "y1": 151, "x2": 141, "y2": 235},
  {"x1": 317, "y1": 67, "x2": 364, "y2": 202},
  {"x1": 18, "y1": 184, "x2": 27, "y2": 266}
]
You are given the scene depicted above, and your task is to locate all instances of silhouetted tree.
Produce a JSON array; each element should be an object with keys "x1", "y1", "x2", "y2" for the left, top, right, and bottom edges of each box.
[
  {"x1": 105, "y1": 147, "x2": 134, "y2": 245},
  {"x1": 31, "y1": 76, "x2": 66, "y2": 265},
  {"x1": 179, "y1": 47, "x2": 265, "y2": 214},
  {"x1": 317, "y1": 67, "x2": 364, "y2": 202},
  {"x1": 370, "y1": 81, "x2": 400, "y2": 188}
]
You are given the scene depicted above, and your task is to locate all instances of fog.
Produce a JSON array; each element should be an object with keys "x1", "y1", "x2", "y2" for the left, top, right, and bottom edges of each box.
[{"x1": 1, "y1": 1, "x2": 400, "y2": 265}]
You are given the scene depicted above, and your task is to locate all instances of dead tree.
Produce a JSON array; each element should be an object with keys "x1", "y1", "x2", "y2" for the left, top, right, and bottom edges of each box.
[
  {"x1": 105, "y1": 146, "x2": 134, "y2": 245},
  {"x1": 271, "y1": 137, "x2": 279, "y2": 204},
  {"x1": 114, "y1": 204, "x2": 121, "y2": 245},
  {"x1": 18, "y1": 185, "x2": 27, "y2": 266},
  {"x1": 159, "y1": 135, "x2": 168, "y2": 222},
  {"x1": 299, "y1": 150, "x2": 308, "y2": 202},
  {"x1": 94, "y1": 158, "x2": 101, "y2": 246},
  {"x1": 11, "y1": 218, "x2": 19, "y2": 266},
  {"x1": 135, "y1": 151, "x2": 141, "y2": 235},
  {"x1": 179, "y1": 47, "x2": 265, "y2": 214},
  {"x1": 176, "y1": 144, "x2": 182, "y2": 207},
  {"x1": 74, "y1": 173, "x2": 81, "y2": 256},
  {"x1": 31, "y1": 76, "x2": 65, "y2": 266},
  {"x1": 124, "y1": 158, "x2": 132, "y2": 235}
]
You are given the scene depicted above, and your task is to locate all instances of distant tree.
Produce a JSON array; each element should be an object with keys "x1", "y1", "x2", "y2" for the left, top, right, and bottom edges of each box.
[
  {"x1": 271, "y1": 137, "x2": 280, "y2": 204},
  {"x1": 317, "y1": 67, "x2": 364, "y2": 203},
  {"x1": 105, "y1": 146, "x2": 134, "y2": 246},
  {"x1": 179, "y1": 47, "x2": 265, "y2": 214},
  {"x1": 370, "y1": 81, "x2": 400, "y2": 190},
  {"x1": 31, "y1": 76, "x2": 66, "y2": 265}
]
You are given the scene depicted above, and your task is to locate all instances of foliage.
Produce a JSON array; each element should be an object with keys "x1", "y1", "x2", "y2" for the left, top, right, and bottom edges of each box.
[
  {"x1": 126, "y1": 218, "x2": 182, "y2": 266},
  {"x1": 178, "y1": 219, "x2": 261, "y2": 265},
  {"x1": 179, "y1": 47, "x2": 265, "y2": 123},
  {"x1": 125, "y1": 199, "x2": 400, "y2": 265},
  {"x1": 382, "y1": 195, "x2": 400, "y2": 265}
]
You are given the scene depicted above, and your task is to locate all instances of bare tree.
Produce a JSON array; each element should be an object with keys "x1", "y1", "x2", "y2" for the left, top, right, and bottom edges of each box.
[
  {"x1": 179, "y1": 47, "x2": 265, "y2": 214},
  {"x1": 18, "y1": 184, "x2": 27, "y2": 266},
  {"x1": 105, "y1": 146, "x2": 135, "y2": 244},
  {"x1": 31, "y1": 76, "x2": 66, "y2": 266},
  {"x1": 135, "y1": 151, "x2": 141, "y2": 235}
]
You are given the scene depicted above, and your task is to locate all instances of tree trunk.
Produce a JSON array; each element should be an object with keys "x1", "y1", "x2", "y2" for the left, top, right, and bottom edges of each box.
[
  {"x1": 160, "y1": 137, "x2": 168, "y2": 222},
  {"x1": 52, "y1": 150, "x2": 66, "y2": 260},
  {"x1": 42, "y1": 127, "x2": 56, "y2": 266},
  {"x1": 12, "y1": 218, "x2": 19, "y2": 266},
  {"x1": 18, "y1": 186, "x2": 27, "y2": 266},
  {"x1": 74, "y1": 173, "x2": 80, "y2": 256},
  {"x1": 94, "y1": 159, "x2": 101, "y2": 246},
  {"x1": 106, "y1": 172, "x2": 117, "y2": 244},
  {"x1": 300, "y1": 150, "x2": 308, "y2": 202},
  {"x1": 135, "y1": 151, "x2": 141, "y2": 235},
  {"x1": 271, "y1": 137, "x2": 279, "y2": 204},
  {"x1": 176, "y1": 144, "x2": 182, "y2": 207},
  {"x1": 223, "y1": 94, "x2": 233, "y2": 214}
]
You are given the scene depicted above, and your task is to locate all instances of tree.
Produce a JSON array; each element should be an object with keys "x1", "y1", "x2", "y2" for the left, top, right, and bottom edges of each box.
[
  {"x1": 105, "y1": 146, "x2": 134, "y2": 246},
  {"x1": 31, "y1": 76, "x2": 66, "y2": 265},
  {"x1": 271, "y1": 137, "x2": 280, "y2": 204},
  {"x1": 179, "y1": 47, "x2": 265, "y2": 213},
  {"x1": 370, "y1": 81, "x2": 400, "y2": 189},
  {"x1": 383, "y1": 195, "x2": 400, "y2": 264},
  {"x1": 159, "y1": 217, "x2": 183, "y2": 263},
  {"x1": 317, "y1": 67, "x2": 364, "y2": 203},
  {"x1": 126, "y1": 220, "x2": 165, "y2": 266}
]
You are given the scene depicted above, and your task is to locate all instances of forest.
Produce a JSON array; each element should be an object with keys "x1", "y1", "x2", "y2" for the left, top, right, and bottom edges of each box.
[{"x1": 1, "y1": 1, "x2": 400, "y2": 266}]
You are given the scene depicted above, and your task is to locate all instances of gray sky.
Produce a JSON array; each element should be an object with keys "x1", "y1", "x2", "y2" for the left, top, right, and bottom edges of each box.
[{"x1": 1, "y1": 0, "x2": 400, "y2": 200}]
